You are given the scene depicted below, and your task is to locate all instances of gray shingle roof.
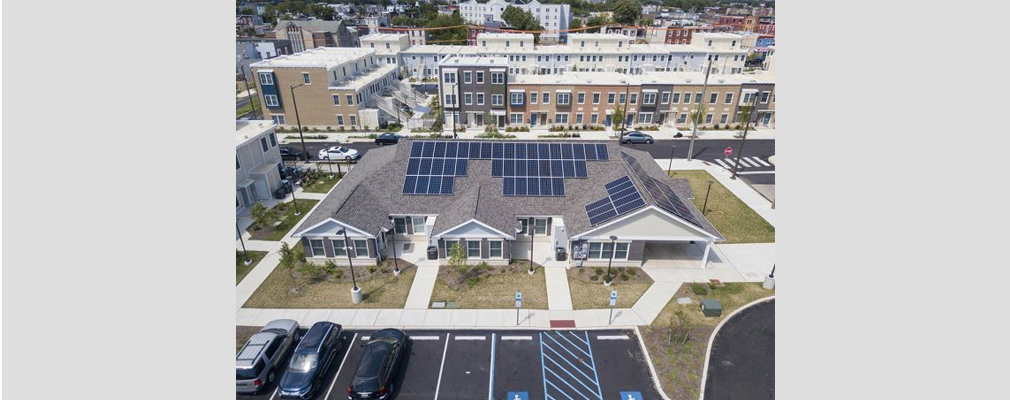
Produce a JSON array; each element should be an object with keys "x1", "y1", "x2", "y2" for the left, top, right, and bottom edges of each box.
[{"x1": 294, "y1": 140, "x2": 723, "y2": 241}]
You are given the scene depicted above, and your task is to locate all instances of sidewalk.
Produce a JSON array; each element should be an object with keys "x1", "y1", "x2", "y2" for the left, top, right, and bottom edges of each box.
[
  {"x1": 237, "y1": 307, "x2": 654, "y2": 329},
  {"x1": 655, "y1": 158, "x2": 775, "y2": 226},
  {"x1": 277, "y1": 126, "x2": 775, "y2": 144}
]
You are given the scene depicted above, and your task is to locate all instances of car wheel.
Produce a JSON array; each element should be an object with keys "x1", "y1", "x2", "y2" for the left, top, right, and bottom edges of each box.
[
  {"x1": 268, "y1": 371, "x2": 276, "y2": 384},
  {"x1": 345, "y1": 156, "x2": 352, "y2": 160},
  {"x1": 646, "y1": 139, "x2": 653, "y2": 144}
]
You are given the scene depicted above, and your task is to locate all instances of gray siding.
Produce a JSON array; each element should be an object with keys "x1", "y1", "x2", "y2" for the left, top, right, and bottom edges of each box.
[
  {"x1": 481, "y1": 238, "x2": 489, "y2": 259},
  {"x1": 628, "y1": 240, "x2": 646, "y2": 261},
  {"x1": 367, "y1": 238, "x2": 377, "y2": 259},
  {"x1": 323, "y1": 238, "x2": 335, "y2": 258}
]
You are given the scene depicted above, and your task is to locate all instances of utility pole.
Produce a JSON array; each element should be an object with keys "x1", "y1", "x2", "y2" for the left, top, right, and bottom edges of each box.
[
  {"x1": 239, "y1": 65, "x2": 259, "y2": 119},
  {"x1": 686, "y1": 58, "x2": 712, "y2": 162},
  {"x1": 731, "y1": 91, "x2": 759, "y2": 180},
  {"x1": 619, "y1": 81, "x2": 630, "y2": 141},
  {"x1": 289, "y1": 84, "x2": 309, "y2": 164}
]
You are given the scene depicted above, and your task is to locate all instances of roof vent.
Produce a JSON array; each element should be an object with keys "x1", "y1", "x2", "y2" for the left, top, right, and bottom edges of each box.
[
  {"x1": 718, "y1": 79, "x2": 725, "y2": 83},
  {"x1": 686, "y1": 78, "x2": 692, "y2": 83}
]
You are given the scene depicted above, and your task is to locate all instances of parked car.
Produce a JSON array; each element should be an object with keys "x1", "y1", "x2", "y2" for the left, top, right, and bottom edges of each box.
[
  {"x1": 318, "y1": 146, "x2": 360, "y2": 161},
  {"x1": 280, "y1": 147, "x2": 309, "y2": 161},
  {"x1": 621, "y1": 131, "x2": 654, "y2": 144},
  {"x1": 374, "y1": 133, "x2": 404, "y2": 146},
  {"x1": 236, "y1": 319, "x2": 301, "y2": 394},
  {"x1": 278, "y1": 322, "x2": 344, "y2": 399},
  {"x1": 347, "y1": 329, "x2": 408, "y2": 400}
]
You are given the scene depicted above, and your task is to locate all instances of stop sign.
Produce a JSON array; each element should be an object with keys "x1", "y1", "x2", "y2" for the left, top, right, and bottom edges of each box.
[{"x1": 724, "y1": 147, "x2": 732, "y2": 156}]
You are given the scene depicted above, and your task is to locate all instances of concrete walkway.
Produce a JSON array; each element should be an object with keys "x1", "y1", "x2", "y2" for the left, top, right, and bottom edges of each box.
[
  {"x1": 403, "y1": 262, "x2": 440, "y2": 309},
  {"x1": 656, "y1": 158, "x2": 775, "y2": 227},
  {"x1": 237, "y1": 307, "x2": 654, "y2": 329},
  {"x1": 544, "y1": 267, "x2": 574, "y2": 311}
]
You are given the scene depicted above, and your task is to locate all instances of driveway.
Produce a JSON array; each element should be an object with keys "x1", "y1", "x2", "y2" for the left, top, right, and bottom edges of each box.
[{"x1": 704, "y1": 299, "x2": 775, "y2": 400}]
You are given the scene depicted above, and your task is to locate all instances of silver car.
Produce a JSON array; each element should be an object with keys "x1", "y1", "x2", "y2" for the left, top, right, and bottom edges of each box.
[{"x1": 236, "y1": 319, "x2": 301, "y2": 394}]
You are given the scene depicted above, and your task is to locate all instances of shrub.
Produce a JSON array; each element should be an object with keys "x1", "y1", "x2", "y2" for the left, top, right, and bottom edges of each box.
[
  {"x1": 322, "y1": 260, "x2": 338, "y2": 276},
  {"x1": 592, "y1": 267, "x2": 604, "y2": 276},
  {"x1": 589, "y1": 275, "x2": 599, "y2": 281},
  {"x1": 578, "y1": 268, "x2": 585, "y2": 275},
  {"x1": 279, "y1": 242, "x2": 295, "y2": 269},
  {"x1": 380, "y1": 267, "x2": 390, "y2": 274},
  {"x1": 367, "y1": 266, "x2": 377, "y2": 274},
  {"x1": 338, "y1": 126, "x2": 345, "y2": 132},
  {"x1": 619, "y1": 271, "x2": 630, "y2": 281},
  {"x1": 627, "y1": 268, "x2": 638, "y2": 277},
  {"x1": 465, "y1": 277, "x2": 482, "y2": 287},
  {"x1": 298, "y1": 261, "x2": 320, "y2": 277},
  {"x1": 691, "y1": 283, "x2": 709, "y2": 295},
  {"x1": 333, "y1": 269, "x2": 343, "y2": 279}
]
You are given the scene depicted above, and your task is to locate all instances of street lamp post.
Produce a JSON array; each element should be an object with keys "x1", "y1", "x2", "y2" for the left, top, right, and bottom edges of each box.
[
  {"x1": 686, "y1": 59, "x2": 713, "y2": 162},
  {"x1": 763, "y1": 264, "x2": 776, "y2": 290},
  {"x1": 619, "y1": 81, "x2": 630, "y2": 142},
  {"x1": 731, "y1": 90, "x2": 760, "y2": 180},
  {"x1": 289, "y1": 84, "x2": 310, "y2": 166},
  {"x1": 387, "y1": 216, "x2": 401, "y2": 276},
  {"x1": 668, "y1": 144, "x2": 676, "y2": 172},
  {"x1": 604, "y1": 235, "x2": 617, "y2": 286},
  {"x1": 337, "y1": 229, "x2": 362, "y2": 303},
  {"x1": 289, "y1": 183, "x2": 300, "y2": 216},
  {"x1": 702, "y1": 179, "x2": 715, "y2": 216},
  {"x1": 238, "y1": 64, "x2": 259, "y2": 119},
  {"x1": 237, "y1": 222, "x2": 251, "y2": 265}
]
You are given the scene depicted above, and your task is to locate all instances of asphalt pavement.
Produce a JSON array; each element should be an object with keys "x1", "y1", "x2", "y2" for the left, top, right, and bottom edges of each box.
[
  {"x1": 236, "y1": 329, "x2": 661, "y2": 400},
  {"x1": 703, "y1": 299, "x2": 775, "y2": 400}
]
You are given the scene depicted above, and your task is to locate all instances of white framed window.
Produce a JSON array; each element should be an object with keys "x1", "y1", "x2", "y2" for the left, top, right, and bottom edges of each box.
[
  {"x1": 477, "y1": 92, "x2": 485, "y2": 105},
  {"x1": 643, "y1": 92, "x2": 657, "y2": 105},
  {"x1": 510, "y1": 113, "x2": 523, "y2": 124},
  {"x1": 445, "y1": 94, "x2": 456, "y2": 106},
  {"x1": 271, "y1": 114, "x2": 285, "y2": 125},
  {"x1": 530, "y1": 92, "x2": 538, "y2": 104},
  {"x1": 577, "y1": 92, "x2": 586, "y2": 104},
  {"x1": 557, "y1": 93, "x2": 571, "y2": 105},
  {"x1": 346, "y1": 94, "x2": 354, "y2": 105},
  {"x1": 682, "y1": 92, "x2": 691, "y2": 104},
  {"x1": 709, "y1": 92, "x2": 719, "y2": 104},
  {"x1": 575, "y1": 113, "x2": 584, "y2": 124},
  {"x1": 661, "y1": 92, "x2": 671, "y2": 104},
  {"x1": 353, "y1": 240, "x2": 368, "y2": 258},
  {"x1": 269, "y1": 132, "x2": 277, "y2": 147},
  {"x1": 464, "y1": 92, "x2": 473, "y2": 105},
  {"x1": 337, "y1": 115, "x2": 344, "y2": 125},
  {"x1": 639, "y1": 112, "x2": 653, "y2": 124},
  {"x1": 309, "y1": 239, "x2": 325, "y2": 257},
  {"x1": 331, "y1": 239, "x2": 347, "y2": 257},
  {"x1": 491, "y1": 94, "x2": 504, "y2": 106},
  {"x1": 411, "y1": 216, "x2": 426, "y2": 234},
  {"x1": 349, "y1": 115, "x2": 357, "y2": 126},
  {"x1": 719, "y1": 114, "x2": 728, "y2": 124},
  {"x1": 592, "y1": 92, "x2": 601, "y2": 104},
  {"x1": 607, "y1": 92, "x2": 615, "y2": 104},
  {"x1": 724, "y1": 92, "x2": 734, "y2": 104},
  {"x1": 492, "y1": 72, "x2": 504, "y2": 84},
  {"x1": 678, "y1": 113, "x2": 688, "y2": 123},
  {"x1": 533, "y1": 218, "x2": 548, "y2": 235},
  {"x1": 302, "y1": 72, "x2": 311, "y2": 84},
  {"x1": 489, "y1": 241, "x2": 503, "y2": 258},
  {"x1": 517, "y1": 219, "x2": 529, "y2": 234},
  {"x1": 618, "y1": 93, "x2": 626, "y2": 105},
  {"x1": 510, "y1": 92, "x2": 525, "y2": 105},
  {"x1": 260, "y1": 137, "x2": 269, "y2": 152},
  {"x1": 695, "y1": 92, "x2": 703, "y2": 103},
  {"x1": 760, "y1": 91, "x2": 771, "y2": 104},
  {"x1": 463, "y1": 71, "x2": 472, "y2": 84},
  {"x1": 630, "y1": 93, "x2": 638, "y2": 104},
  {"x1": 258, "y1": 72, "x2": 273, "y2": 85},
  {"x1": 443, "y1": 72, "x2": 456, "y2": 83},
  {"x1": 587, "y1": 242, "x2": 629, "y2": 260},
  {"x1": 542, "y1": 92, "x2": 550, "y2": 104},
  {"x1": 672, "y1": 93, "x2": 681, "y2": 103},
  {"x1": 590, "y1": 113, "x2": 598, "y2": 124},
  {"x1": 705, "y1": 113, "x2": 713, "y2": 124},
  {"x1": 264, "y1": 94, "x2": 279, "y2": 107},
  {"x1": 556, "y1": 113, "x2": 568, "y2": 124},
  {"x1": 393, "y1": 217, "x2": 407, "y2": 234},
  {"x1": 467, "y1": 240, "x2": 481, "y2": 258}
]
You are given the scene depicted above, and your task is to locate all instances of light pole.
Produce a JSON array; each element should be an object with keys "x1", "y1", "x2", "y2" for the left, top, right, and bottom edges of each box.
[
  {"x1": 289, "y1": 83, "x2": 310, "y2": 166},
  {"x1": 237, "y1": 222, "x2": 251, "y2": 265},
  {"x1": 668, "y1": 144, "x2": 676, "y2": 172},
  {"x1": 238, "y1": 64, "x2": 259, "y2": 119},
  {"x1": 604, "y1": 235, "x2": 617, "y2": 286},
  {"x1": 289, "y1": 182, "x2": 300, "y2": 216},
  {"x1": 387, "y1": 216, "x2": 401, "y2": 276},
  {"x1": 731, "y1": 90, "x2": 759, "y2": 180},
  {"x1": 619, "y1": 81, "x2": 630, "y2": 142},
  {"x1": 686, "y1": 58, "x2": 712, "y2": 162},
  {"x1": 702, "y1": 179, "x2": 714, "y2": 215},
  {"x1": 337, "y1": 229, "x2": 362, "y2": 303}
]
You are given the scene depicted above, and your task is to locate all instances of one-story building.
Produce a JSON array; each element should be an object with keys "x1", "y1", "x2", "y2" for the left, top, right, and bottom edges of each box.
[{"x1": 291, "y1": 140, "x2": 723, "y2": 268}]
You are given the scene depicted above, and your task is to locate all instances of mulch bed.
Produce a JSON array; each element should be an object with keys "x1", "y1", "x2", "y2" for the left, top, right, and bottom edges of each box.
[
  {"x1": 438, "y1": 260, "x2": 543, "y2": 290},
  {"x1": 568, "y1": 265, "x2": 653, "y2": 284}
]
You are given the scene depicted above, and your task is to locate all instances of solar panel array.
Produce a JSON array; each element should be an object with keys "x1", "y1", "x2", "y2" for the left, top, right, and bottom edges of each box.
[
  {"x1": 620, "y1": 152, "x2": 703, "y2": 227},
  {"x1": 403, "y1": 141, "x2": 610, "y2": 196},
  {"x1": 584, "y1": 176, "x2": 649, "y2": 225}
]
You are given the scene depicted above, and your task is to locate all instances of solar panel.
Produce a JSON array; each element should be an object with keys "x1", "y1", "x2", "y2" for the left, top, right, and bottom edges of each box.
[
  {"x1": 481, "y1": 142, "x2": 492, "y2": 158},
  {"x1": 539, "y1": 177, "x2": 552, "y2": 196},
  {"x1": 515, "y1": 159, "x2": 527, "y2": 176},
  {"x1": 455, "y1": 159, "x2": 468, "y2": 176},
  {"x1": 491, "y1": 159, "x2": 503, "y2": 177},
  {"x1": 415, "y1": 176, "x2": 430, "y2": 194},
  {"x1": 596, "y1": 144, "x2": 609, "y2": 160},
  {"x1": 551, "y1": 160, "x2": 564, "y2": 177},
  {"x1": 407, "y1": 158, "x2": 420, "y2": 175},
  {"x1": 419, "y1": 158, "x2": 433, "y2": 175},
  {"x1": 621, "y1": 152, "x2": 702, "y2": 227},
  {"x1": 492, "y1": 142, "x2": 504, "y2": 159},
  {"x1": 503, "y1": 177, "x2": 515, "y2": 196},
  {"x1": 574, "y1": 160, "x2": 588, "y2": 178},
  {"x1": 527, "y1": 178, "x2": 539, "y2": 196},
  {"x1": 562, "y1": 160, "x2": 575, "y2": 178},
  {"x1": 441, "y1": 177, "x2": 454, "y2": 194},
  {"x1": 503, "y1": 159, "x2": 515, "y2": 177},
  {"x1": 553, "y1": 178, "x2": 565, "y2": 196},
  {"x1": 572, "y1": 143, "x2": 586, "y2": 160},
  {"x1": 515, "y1": 177, "x2": 527, "y2": 196},
  {"x1": 515, "y1": 142, "x2": 527, "y2": 159},
  {"x1": 538, "y1": 143, "x2": 550, "y2": 159},
  {"x1": 549, "y1": 143, "x2": 562, "y2": 159},
  {"x1": 585, "y1": 143, "x2": 598, "y2": 160},
  {"x1": 469, "y1": 142, "x2": 481, "y2": 159},
  {"x1": 584, "y1": 175, "x2": 648, "y2": 226},
  {"x1": 445, "y1": 142, "x2": 458, "y2": 158},
  {"x1": 561, "y1": 143, "x2": 574, "y2": 160},
  {"x1": 403, "y1": 176, "x2": 417, "y2": 194},
  {"x1": 504, "y1": 143, "x2": 516, "y2": 159},
  {"x1": 434, "y1": 141, "x2": 446, "y2": 157},
  {"x1": 428, "y1": 175, "x2": 442, "y2": 193},
  {"x1": 443, "y1": 158, "x2": 456, "y2": 175},
  {"x1": 422, "y1": 142, "x2": 435, "y2": 157},
  {"x1": 430, "y1": 158, "x2": 444, "y2": 176},
  {"x1": 456, "y1": 141, "x2": 469, "y2": 158},
  {"x1": 527, "y1": 143, "x2": 539, "y2": 159},
  {"x1": 410, "y1": 142, "x2": 423, "y2": 157}
]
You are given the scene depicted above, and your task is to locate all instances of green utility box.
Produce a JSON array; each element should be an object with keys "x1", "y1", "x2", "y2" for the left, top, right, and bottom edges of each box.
[{"x1": 700, "y1": 299, "x2": 723, "y2": 317}]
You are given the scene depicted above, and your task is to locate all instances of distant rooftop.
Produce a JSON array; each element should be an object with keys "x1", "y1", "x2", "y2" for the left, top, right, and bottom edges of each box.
[
  {"x1": 510, "y1": 71, "x2": 774, "y2": 86},
  {"x1": 360, "y1": 33, "x2": 407, "y2": 41},
  {"x1": 476, "y1": 32, "x2": 534, "y2": 40},
  {"x1": 236, "y1": 120, "x2": 275, "y2": 146},
  {"x1": 438, "y1": 55, "x2": 509, "y2": 67},
  {"x1": 250, "y1": 47, "x2": 375, "y2": 69}
]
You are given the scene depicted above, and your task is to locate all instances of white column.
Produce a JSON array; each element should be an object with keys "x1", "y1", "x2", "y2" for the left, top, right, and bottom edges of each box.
[{"x1": 700, "y1": 240, "x2": 713, "y2": 269}]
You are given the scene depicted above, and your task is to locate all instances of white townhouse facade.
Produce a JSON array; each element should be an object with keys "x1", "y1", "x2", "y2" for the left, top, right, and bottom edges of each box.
[
  {"x1": 236, "y1": 120, "x2": 282, "y2": 214},
  {"x1": 459, "y1": 0, "x2": 571, "y2": 43}
]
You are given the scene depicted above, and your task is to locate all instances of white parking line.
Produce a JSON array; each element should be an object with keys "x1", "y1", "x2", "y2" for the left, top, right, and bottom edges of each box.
[
  {"x1": 324, "y1": 333, "x2": 359, "y2": 400},
  {"x1": 596, "y1": 335, "x2": 630, "y2": 340},
  {"x1": 454, "y1": 335, "x2": 486, "y2": 341},
  {"x1": 501, "y1": 335, "x2": 533, "y2": 341},
  {"x1": 410, "y1": 335, "x2": 441, "y2": 341},
  {"x1": 360, "y1": 336, "x2": 370, "y2": 341},
  {"x1": 269, "y1": 388, "x2": 278, "y2": 400},
  {"x1": 434, "y1": 333, "x2": 451, "y2": 400}
]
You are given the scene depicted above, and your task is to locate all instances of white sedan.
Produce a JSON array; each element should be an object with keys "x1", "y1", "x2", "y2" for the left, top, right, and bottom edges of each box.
[{"x1": 317, "y1": 146, "x2": 360, "y2": 161}]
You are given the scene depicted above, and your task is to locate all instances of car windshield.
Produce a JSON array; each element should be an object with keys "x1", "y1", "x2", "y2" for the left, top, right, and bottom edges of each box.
[
  {"x1": 334, "y1": 147, "x2": 349, "y2": 153},
  {"x1": 288, "y1": 352, "x2": 319, "y2": 373},
  {"x1": 355, "y1": 342, "x2": 392, "y2": 378}
]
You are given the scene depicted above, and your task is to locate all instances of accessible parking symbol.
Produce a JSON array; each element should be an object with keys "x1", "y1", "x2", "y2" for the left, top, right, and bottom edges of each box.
[
  {"x1": 620, "y1": 391, "x2": 644, "y2": 400},
  {"x1": 507, "y1": 391, "x2": 529, "y2": 400}
]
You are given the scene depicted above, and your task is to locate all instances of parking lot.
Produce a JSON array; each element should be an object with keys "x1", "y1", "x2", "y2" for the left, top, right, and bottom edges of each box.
[{"x1": 238, "y1": 329, "x2": 662, "y2": 400}]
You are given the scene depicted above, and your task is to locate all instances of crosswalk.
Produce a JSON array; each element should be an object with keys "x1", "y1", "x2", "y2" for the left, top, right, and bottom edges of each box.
[{"x1": 709, "y1": 156, "x2": 773, "y2": 170}]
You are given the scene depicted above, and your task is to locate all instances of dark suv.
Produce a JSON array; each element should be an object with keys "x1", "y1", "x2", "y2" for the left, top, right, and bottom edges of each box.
[
  {"x1": 347, "y1": 329, "x2": 407, "y2": 400},
  {"x1": 278, "y1": 322, "x2": 344, "y2": 399}
]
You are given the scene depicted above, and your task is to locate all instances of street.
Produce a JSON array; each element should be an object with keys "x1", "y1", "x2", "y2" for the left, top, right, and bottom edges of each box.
[{"x1": 704, "y1": 299, "x2": 775, "y2": 400}]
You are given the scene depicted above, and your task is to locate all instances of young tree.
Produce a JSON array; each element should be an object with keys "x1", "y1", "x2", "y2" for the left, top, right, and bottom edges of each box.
[
  {"x1": 249, "y1": 202, "x2": 274, "y2": 229},
  {"x1": 690, "y1": 109, "x2": 705, "y2": 131},
  {"x1": 612, "y1": 103, "x2": 625, "y2": 129},
  {"x1": 279, "y1": 242, "x2": 296, "y2": 269},
  {"x1": 501, "y1": 6, "x2": 545, "y2": 42},
  {"x1": 447, "y1": 243, "x2": 468, "y2": 274},
  {"x1": 570, "y1": 18, "x2": 584, "y2": 31}
]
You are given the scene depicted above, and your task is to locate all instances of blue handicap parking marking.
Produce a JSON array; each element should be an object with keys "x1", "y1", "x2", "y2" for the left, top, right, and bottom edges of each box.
[
  {"x1": 507, "y1": 391, "x2": 529, "y2": 400},
  {"x1": 620, "y1": 391, "x2": 643, "y2": 400}
]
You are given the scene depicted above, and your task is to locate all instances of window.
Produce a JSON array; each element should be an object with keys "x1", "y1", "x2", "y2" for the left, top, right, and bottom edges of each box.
[
  {"x1": 742, "y1": 92, "x2": 755, "y2": 103},
  {"x1": 309, "y1": 239, "x2": 325, "y2": 257},
  {"x1": 302, "y1": 72, "x2": 310, "y2": 84},
  {"x1": 331, "y1": 239, "x2": 347, "y2": 257},
  {"x1": 724, "y1": 93, "x2": 734, "y2": 104},
  {"x1": 639, "y1": 112, "x2": 653, "y2": 124},
  {"x1": 709, "y1": 93, "x2": 718, "y2": 104},
  {"x1": 393, "y1": 217, "x2": 407, "y2": 234},
  {"x1": 682, "y1": 92, "x2": 690, "y2": 104},
  {"x1": 694, "y1": 92, "x2": 703, "y2": 103},
  {"x1": 590, "y1": 113, "x2": 599, "y2": 124},
  {"x1": 533, "y1": 218, "x2": 548, "y2": 235},
  {"x1": 643, "y1": 93, "x2": 656, "y2": 104},
  {"x1": 557, "y1": 93, "x2": 571, "y2": 105},
  {"x1": 587, "y1": 242, "x2": 629, "y2": 260},
  {"x1": 720, "y1": 114, "x2": 728, "y2": 124},
  {"x1": 492, "y1": 73, "x2": 504, "y2": 84},
  {"x1": 607, "y1": 93, "x2": 616, "y2": 104},
  {"x1": 630, "y1": 93, "x2": 638, "y2": 104},
  {"x1": 705, "y1": 113, "x2": 713, "y2": 124},
  {"x1": 678, "y1": 113, "x2": 687, "y2": 123},
  {"x1": 489, "y1": 241, "x2": 503, "y2": 258},
  {"x1": 463, "y1": 71, "x2": 472, "y2": 84},
  {"x1": 269, "y1": 132, "x2": 277, "y2": 147},
  {"x1": 760, "y1": 91, "x2": 771, "y2": 104},
  {"x1": 443, "y1": 72, "x2": 456, "y2": 83},
  {"x1": 270, "y1": 115, "x2": 285, "y2": 125},
  {"x1": 264, "y1": 94, "x2": 279, "y2": 107},
  {"x1": 337, "y1": 115, "x2": 344, "y2": 125},
  {"x1": 476, "y1": 71, "x2": 484, "y2": 83},
  {"x1": 492, "y1": 94, "x2": 504, "y2": 106},
  {"x1": 445, "y1": 94, "x2": 456, "y2": 106},
  {"x1": 477, "y1": 92, "x2": 485, "y2": 105},
  {"x1": 236, "y1": 155, "x2": 241, "y2": 170},
  {"x1": 530, "y1": 92, "x2": 537, "y2": 104},
  {"x1": 556, "y1": 113, "x2": 568, "y2": 124},
  {"x1": 350, "y1": 115, "x2": 357, "y2": 126},
  {"x1": 346, "y1": 95, "x2": 354, "y2": 105},
  {"x1": 542, "y1": 92, "x2": 550, "y2": 104},
  {"x1": 618, "y1": 93, "x2": 626, "y2": 104},
  {"x1": 258, "y1": 72, "x2": 273, "y2": 85},
  {"x1": 577, "y1": 93, "x2": 585, "y2": 104},
  {"x1": 661, "y1": 92, "x2": 671, "y2": 104},
  {"x1": 575, "y1": 113, "x2": 584, "y2": 124},
  {"x1": 510, "y1": 92, "x2": 524, "y2": 105},
  {"x1": 467, "y1": 240, "x2": 481, "y2": 258},
  {"x1": 412, "y1": 216, "x2": 426, "y2": 234},
  {"x1": 592, "y1": 92, "x2": 601, "y2": 104},
  {"x1": 518, "y1": 219, "x2": 529, "y2": 234},
  {"x1": 465, "y1": 92, "x2": 473, "y2": 105},
  {"x1": 354, "y1": 240, "x2": 368, "y2": 258},
  {"x1": 510, "y1": 113, "x2": 523, "y2": 124}
]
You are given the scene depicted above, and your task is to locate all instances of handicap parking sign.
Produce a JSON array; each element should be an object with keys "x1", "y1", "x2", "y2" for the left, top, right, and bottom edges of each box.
[
  {"x1": 620, "y1": 391, "x2": 643, "y2": 400},
  {"x1": 507, "y1": 391, "x2": 529, "y2": 400}
]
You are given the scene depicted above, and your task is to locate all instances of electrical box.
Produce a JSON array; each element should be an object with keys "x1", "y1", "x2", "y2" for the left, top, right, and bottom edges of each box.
[{"x1": 700, "y1": 299, "x2": 722, "y2": 317}]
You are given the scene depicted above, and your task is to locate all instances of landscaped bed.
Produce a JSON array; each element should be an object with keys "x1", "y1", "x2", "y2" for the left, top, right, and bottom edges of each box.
[
  {"x1": 247, "y1": 199, "x2": 319, "y2": 241},
  {"x1": 300, "y1": 172, "x2": 341, "y2": 194},
  {"x1": 667, "y1": 170, "x2": 775, "y2": 243},
  {"x1": 429, "y1": 260, "x2": 548, "y2": 309},
  {"x1": 567, "y1": 266, "x2": 653, "y2": 309},
  {"x1": 641, "y1": 282, "x2": 774, "y2": 400},
  {"x1": 236, "y1": 250, "x2": 268, "y2": 285},
  {"x1": 243, "y1": 243, "x2": 417, "y2": 309}
]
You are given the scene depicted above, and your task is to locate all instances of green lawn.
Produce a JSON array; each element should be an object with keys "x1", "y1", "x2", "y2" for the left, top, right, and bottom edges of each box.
[
  {"x1": 243, "y1": 264, "x2": 417, "y2": 309},
  {"x1": 567, "y1": 267, "x2": 653, "y2": 309},
  {"x1": 248, "y1": 199, "x2": 319, "y2": 241},
  {"x1": 301, "y1": 173, "x2": 341, "y2": 194},
  {"x1": 430, "y1": 266, "x2": 548, "y2": 309},
  {"x1": 237, "y1": 96, "x2": 261, "y2": 117},
  {"x1": 667, "y1": 170, "x2": 775, "y2": 243},
  {"x1": 236, "y1": 250, "x2": 268, "y2": 285}
]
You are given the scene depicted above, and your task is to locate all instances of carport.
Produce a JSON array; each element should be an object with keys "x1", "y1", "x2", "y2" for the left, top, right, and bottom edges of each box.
[{"x1": 642, "y1": 241, "x2": 715, "y2": 269}]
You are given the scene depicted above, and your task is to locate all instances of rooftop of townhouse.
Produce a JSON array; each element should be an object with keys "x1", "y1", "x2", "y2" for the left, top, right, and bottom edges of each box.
[
  {"x1": 438, "y1": 55, "x2": 509, "y2": 68},
  {"x1": 401, "y1": 42, "x2": 745, "y2": 57},
  {"x1": 476, "y1": 32, "x2": 535, "y2": 40},
  {"x1": 250, "y1": 47, "x2": 375, "y2": 69},
  {"x1": 236, "y1": 120, "x2": 275, "y2": 146},
  {"x1": 360, "y1": 33, "x2": 407, "y2": 42},
  {"x1": 509, "y1": 71, "x2": 774, "y2": 86},
  {"x1": 330, "y1": 63, "x2": 399, "y2": 90}
]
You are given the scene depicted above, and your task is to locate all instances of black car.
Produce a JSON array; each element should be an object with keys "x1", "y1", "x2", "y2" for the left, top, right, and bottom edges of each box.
[
  {"x1": 621, "y1": 131, "x2": 654, "y2": 144},
  {"x1": 278, "y1": 322, "x2": 344, "y2": 399},
  {"x1": 347, "y1": 329, "x2": 407, "y2": 400},
  {"x1": 374, "y1": 133, "x2": 403, "y2": 146},
  {"x1": 280, "y1": 147, "x2": 309, "y2": 161}
]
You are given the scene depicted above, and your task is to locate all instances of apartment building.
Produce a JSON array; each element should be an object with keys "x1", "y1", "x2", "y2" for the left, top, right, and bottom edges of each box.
[
  {"x1": 360, "y1": 33, "x2": 411, "y2": 67},
  {"x1": 250, "y1": 47, "x2": 400, "y2": 129},
  {"x1": 274, "y1": 20, "x2": 360, "y2": 52},
  {"x1": 379, "y1": 26, "x2": 429, "y2": 45},
  {"x1": 438, "y1": 56, "x2": 510, "y2": 128},
  {"x1": 236, "y1": 120, "x2": 282, "y2": 214},
  {"x1": 458, "y1": 0, "x2": 571, "y2": 43}
]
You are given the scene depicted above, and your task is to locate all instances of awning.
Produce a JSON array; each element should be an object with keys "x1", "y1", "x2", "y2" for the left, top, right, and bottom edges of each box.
[
  {"x1": 490, "y1": 109, "x2": 507, "y2": 116},
  {"x1": 555, "y1": 89, "x2": 572, "y2": 93},
  {"x1": 237, "y1": 178, "x2": 254, "y2": 188}
]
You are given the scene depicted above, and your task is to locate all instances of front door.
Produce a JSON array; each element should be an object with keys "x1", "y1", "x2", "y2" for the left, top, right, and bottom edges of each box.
[
  {"x1": 763, "y1": 112, "x2": 772, "y2": 126},
  {"x1": 475, "y1": 113, "x2": 484, "y2": 126},
  {"x1": 530, "y1": 113, "x2": 538, "y2": 126},
  {"x1": 498, "y1": 115, "x2": 505, "y2": 128},
  {"x1": 605, "y1": 115, "x2": 612, "y2": 126}
]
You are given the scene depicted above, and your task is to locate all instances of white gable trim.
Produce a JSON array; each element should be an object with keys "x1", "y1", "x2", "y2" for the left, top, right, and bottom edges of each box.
[
  {"x1": 434, "y1": 218, "x2": 515, "y2": 240},
  {"x1": 292, "y1": 218, "x2": 373, "y2": 238},
  {"x1": 570, "y1": 205, "x2": 718, "y2": 241}
]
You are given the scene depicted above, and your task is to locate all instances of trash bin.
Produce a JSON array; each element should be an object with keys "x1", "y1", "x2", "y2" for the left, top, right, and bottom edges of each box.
[
  {"x1": 700, "y1": 299, "x2": 722, "y2": 317},
  {"x1": 555, "y1": 247, "x2": 567, "y2": 261},
  {"x1": 426, "y1": 246, "x2": 438, "y2": 260}
]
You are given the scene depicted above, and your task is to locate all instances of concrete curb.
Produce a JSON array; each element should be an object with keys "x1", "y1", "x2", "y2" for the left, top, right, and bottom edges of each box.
[
  {"x1": 697, "y1": 295, "x2": 775, "y2": 400},
  {"x1": 634, "y1": 325, "x2": 674, "y2": 400}
]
